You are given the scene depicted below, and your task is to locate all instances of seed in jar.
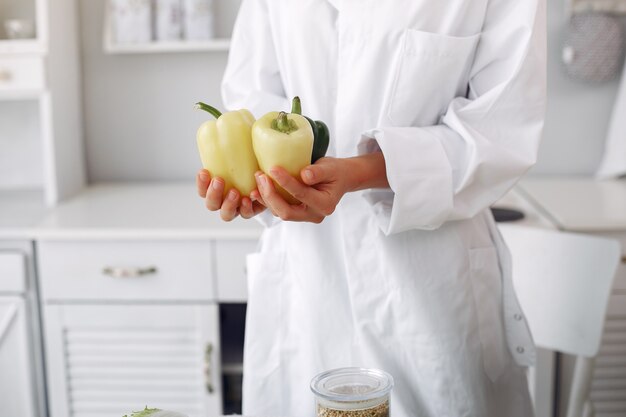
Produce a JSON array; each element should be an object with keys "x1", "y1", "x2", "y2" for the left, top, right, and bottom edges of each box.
[{"x1": 317, "y1": 400, "x2": 389, "y2": 417}]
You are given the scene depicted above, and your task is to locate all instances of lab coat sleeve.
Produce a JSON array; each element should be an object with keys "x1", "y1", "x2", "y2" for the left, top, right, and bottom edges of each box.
[
  {"x1": 221, "y1": 0, "x2": 289, "y2": 228},
  {"x1": 358, "y1": 0, "x2": 546, "y2": 235}
]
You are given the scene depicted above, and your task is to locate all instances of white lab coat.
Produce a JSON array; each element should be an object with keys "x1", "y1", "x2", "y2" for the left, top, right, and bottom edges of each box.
[{"x1": 222, "y1": 1, "x2": 546, "y2": 416}]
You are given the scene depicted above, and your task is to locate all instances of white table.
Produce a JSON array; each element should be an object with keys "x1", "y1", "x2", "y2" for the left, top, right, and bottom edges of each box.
[{"x1": 519, "y1": 177, "x2": 626, "y2": 417}]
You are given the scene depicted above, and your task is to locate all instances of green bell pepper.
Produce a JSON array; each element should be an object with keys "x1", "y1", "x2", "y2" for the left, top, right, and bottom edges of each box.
[{"x1": 291, "y1": 96, "x2": 330, "y2": 163}]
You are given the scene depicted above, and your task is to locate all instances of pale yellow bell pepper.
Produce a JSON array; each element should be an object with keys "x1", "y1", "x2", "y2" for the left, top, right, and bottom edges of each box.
[
  {"x1": 195, "y1": 102, "x2": 259, "y2": 197},
  {"x1": 252, "y1": 111, "x2": 314, "y2": 204}
]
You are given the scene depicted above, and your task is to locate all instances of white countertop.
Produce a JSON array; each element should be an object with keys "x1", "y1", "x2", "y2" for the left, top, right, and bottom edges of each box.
[
  {"x1": 1, "y1": 183, "x2": 263, "y2": 240},
  {"x1": 493, "y1": 186, "x2": 556, "y2": 230},
  {"x1": 519, "y1": 177, "x2": 626, "y2": 232},
  {"x1": 0, "y1": 181, "x2": 556, "y2": 241},
  {"x1": 0, "y1": 190, "x2": 49, "y2": 239}
]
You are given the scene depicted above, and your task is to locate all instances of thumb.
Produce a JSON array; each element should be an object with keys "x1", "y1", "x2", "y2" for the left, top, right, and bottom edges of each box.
[{"x1": 301, "y1": 162, "x2": 333, "y2": 186}]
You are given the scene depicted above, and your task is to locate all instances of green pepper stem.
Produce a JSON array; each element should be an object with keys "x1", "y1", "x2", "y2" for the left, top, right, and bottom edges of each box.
[
  {"x1": 291, "y1": 96, "x2": 302, "y2": 115},
  {"x1": 271, "y1": 111, "x2": 299, "y2": 134},
  {"x1": 195, "y1": 102, "x2": 222, "y2": 119}
]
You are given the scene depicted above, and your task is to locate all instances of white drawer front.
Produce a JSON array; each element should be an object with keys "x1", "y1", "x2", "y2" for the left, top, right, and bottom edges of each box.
[
  {"x1": 0, "y1": 57, "x2": 45, "y2": 92},
  {"x1": 38, "y1": 241, "x2": 214, "y2": 301},
  {"x1": 0, "y1": 252, "x2": 26, "y2": 293},
  {"x1": 214, "y1": 240, "x2": 258, "y2": 302}
]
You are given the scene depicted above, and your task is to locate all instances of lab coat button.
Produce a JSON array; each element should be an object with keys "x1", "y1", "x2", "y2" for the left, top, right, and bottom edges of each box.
[
  {"x1": 516, "y1": 346, "x2": 525, "y2": 354},
  {"x1": 514, "y1": 313, "x2": 523, "y2": 321}
]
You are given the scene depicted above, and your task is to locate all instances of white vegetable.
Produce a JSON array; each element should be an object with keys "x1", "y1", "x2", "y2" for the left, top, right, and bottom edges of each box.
[{"x1": 123, "y1": 406, "x2": 188, "y2": 417}]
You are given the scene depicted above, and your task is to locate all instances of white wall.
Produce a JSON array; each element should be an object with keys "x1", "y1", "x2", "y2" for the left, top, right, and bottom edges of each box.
[
  {"x1": 78, "y1": 0, "x2": 621, "y2": 181},
  {"x1": 0, "y1": 101, "x2": 43, "y2": 189},
  {"x1": 78, "y1": 0, "x2": 240, "y2": 182},
  {"x1": 534, "y1": 0, "x2": 621, "y2": 175}
]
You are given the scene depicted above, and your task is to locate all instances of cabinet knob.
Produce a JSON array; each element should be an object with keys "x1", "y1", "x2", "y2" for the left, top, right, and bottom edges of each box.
[
  {"x1": 0, "y1": 69, "x2": 13, "y2": 83},
  {"x1": 102, "y1": 266, "x2": 157, "y2": 278}
]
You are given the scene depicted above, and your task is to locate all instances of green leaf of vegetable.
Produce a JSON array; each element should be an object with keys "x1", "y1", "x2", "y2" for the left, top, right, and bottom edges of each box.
[{"x1": 123, "y1": 406, "x2": 161, "y2": 417}]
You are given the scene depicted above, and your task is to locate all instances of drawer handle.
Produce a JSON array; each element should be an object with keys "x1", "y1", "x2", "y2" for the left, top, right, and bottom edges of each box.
[
  {"x1": 102, "y1": 266, "x2": 157, "y2": 278},
  {"x1": 622, "y1": 255, "x2": 626, "y2": 264},
  {"x1": 0, "y1": 69, "x2": 12, "y2": 82},
  {"x1": 204, "y1": 343, "x2": 215, "y2": 394}
]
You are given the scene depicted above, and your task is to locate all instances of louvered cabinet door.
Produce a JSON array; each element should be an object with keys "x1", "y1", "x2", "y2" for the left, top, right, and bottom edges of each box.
[
  {"x1": 0, "y1": 297, "x2": 37, "y2": 417},
  {"x1": 44, "y1": 304, "x2": 221, "y2": 417},
  {"x1": 590, "y1": 293, "x2": 626, "y2": 417}
]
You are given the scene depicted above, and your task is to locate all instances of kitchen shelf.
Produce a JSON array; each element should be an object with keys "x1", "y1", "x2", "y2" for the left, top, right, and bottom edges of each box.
[
  {"x1": 0, "y1": 39, "x2": 46, "y2": 56},
  {"x1": 102, "y1": 3, "x2": 230, "y2": 54},
  {"x1": 0, "y1": 0, "x2": 85, "y2": 206},
  {"x1": 567, "y1": 0, "x2": 626, "y2": 15},
  {"x1": 0, "y1": 89, "x2": 44, "y2": 101},
  {"x1": 103, "y1": 38, "x2": 230, "y2": 54}
]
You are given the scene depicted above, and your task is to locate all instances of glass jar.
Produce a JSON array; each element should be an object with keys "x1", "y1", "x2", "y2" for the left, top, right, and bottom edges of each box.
[{"x1": 311, "y1": 367, "x2": 394, "y2": 417}]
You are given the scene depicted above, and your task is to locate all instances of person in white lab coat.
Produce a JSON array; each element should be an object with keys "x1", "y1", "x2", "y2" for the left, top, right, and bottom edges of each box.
[{"x1": 196, "y1": 1, "x2": 546, "y2": 416}]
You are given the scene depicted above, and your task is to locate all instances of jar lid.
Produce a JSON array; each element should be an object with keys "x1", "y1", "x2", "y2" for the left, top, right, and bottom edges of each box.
[{"x1": 310, "y1": 367, "x2": 394, "y2": 404}]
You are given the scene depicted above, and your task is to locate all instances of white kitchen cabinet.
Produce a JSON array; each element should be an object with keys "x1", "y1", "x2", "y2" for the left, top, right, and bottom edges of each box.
[
  {"x1": 36, "y1": 230, "x2": 227, "y2": 417},
  {"x1": 0, "y1": 297, "x2": 37, "y2": 417},
  {"x1": 0, "y1": 0, "x2": 85, "y2": 205},
  {"x1": 0, "y1": 56, "x2": 45, "y2": 94},
  {"x1": 32, "y1": 184, "x2": 263, "y2": 417},
  {"x1": 38, "y1": 240, "x2": 215, "y2": 302},
  {"x1": 0, "y1": 242, "x2": 45, "y2": 417},
  {"x1": 44, "y1": 303, "x2": 222, "y2": 417}
]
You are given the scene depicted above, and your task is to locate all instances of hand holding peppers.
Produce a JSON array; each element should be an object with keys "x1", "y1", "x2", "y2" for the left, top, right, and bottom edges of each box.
[
  {"x1": 196, "y1": 169, "x2": 266, "y2": 222},
  {"x1": 195, "y1": 96, "x2": 331, "y2": 220},
  {"x1": 252, "y1": 97, "x2": 330, "y2": 204}
]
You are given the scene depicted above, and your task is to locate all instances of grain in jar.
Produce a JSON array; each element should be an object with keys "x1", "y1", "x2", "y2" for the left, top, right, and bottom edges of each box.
[{"x1": 311, "y1": 368, "x2": 394, "y2": 417}]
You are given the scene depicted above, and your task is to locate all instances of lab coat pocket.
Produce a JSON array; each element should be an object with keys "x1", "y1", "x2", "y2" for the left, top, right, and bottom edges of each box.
[
  {"x1": 469, "y1": 247, "x2": 510, "y2": 383},
  {"x1": 386, "y1": 30, "x2": 480, "y2": 127}
]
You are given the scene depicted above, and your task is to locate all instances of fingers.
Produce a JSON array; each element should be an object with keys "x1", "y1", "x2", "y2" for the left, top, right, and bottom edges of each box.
[
  {"x1": 240, "y1": 197, "x2": 254, "y2": 219},
  {"x1": 200, "y1": 173, "x2": 263, "y2": 222},
  {"x1": 270, "y1": 167, "x2": 333, "y2": 216},
  {"x1": 256, "y1": 172, "x2": 323, "y2": 223},
  {"x1": 270, "y1": 167, "x2": 313, "y2": 203},
  {"x1": 240, "y1": 197, "x2": 266, "y2": 219},
  {"x1": 301, "y1": 158, "x2": 333, "y2": 186},
  {"x1": 250, "y1": 190, "x2": 267, "y2": 207},
  {"x1": 220, "y1": 189, "x2": 241, "y2": 222},
  {"x1": 196, "y1": 169, "x2": 211, "y2": 197},
  {"x1": 205, "y1": 177, "x2": 225, "y2": 211}
]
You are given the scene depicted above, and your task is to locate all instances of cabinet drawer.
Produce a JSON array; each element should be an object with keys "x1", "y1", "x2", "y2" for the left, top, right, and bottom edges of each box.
[
  {"x1": 0, "y1": 57, "x2": 45, "y2": 92},
  {"x1": 214, "y1": 240, "x2": 258, "y2": 302},
  {"x1": 0, "y1": 252, "x2": 25, "y2": 293},
  {"x1": 38, "y1": 241, "x2": 214, "y2": 301}
]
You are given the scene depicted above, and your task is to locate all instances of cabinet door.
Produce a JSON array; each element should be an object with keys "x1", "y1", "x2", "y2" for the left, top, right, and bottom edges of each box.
[
  {"x1": 0, "y1": 297, "x2": 37, "y2": 417},
  {"x1": 44, "y1": 304, "x2": 221, "y2": 417}
]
